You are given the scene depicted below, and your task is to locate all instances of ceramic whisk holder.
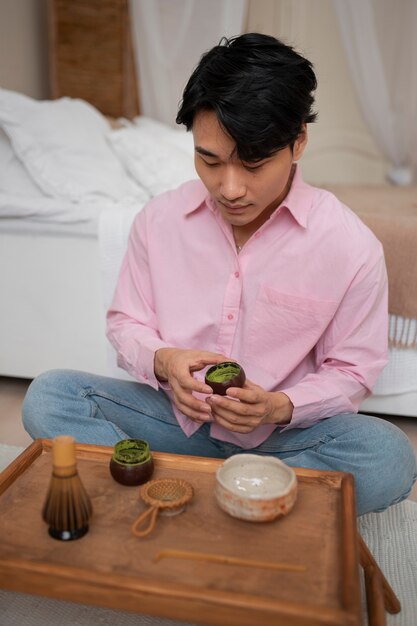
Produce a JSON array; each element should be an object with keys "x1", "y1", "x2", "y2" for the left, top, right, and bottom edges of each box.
[{"x1": 109, "y1": 439, "x2": 154, "y2": 486}]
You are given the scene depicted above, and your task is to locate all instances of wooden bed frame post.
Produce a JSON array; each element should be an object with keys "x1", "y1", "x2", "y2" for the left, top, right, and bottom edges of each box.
[{"x1": 48, "y1": 0, "x2": 140, "y2": 119}]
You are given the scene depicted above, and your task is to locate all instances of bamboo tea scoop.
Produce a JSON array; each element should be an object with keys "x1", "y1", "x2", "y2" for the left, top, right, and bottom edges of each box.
[
  {"x1": 131, "y1": 478, "x2": 193, "y2": 538},
  {"x1": 154, "y1": 548, "x2": 306, "y2": 572}
]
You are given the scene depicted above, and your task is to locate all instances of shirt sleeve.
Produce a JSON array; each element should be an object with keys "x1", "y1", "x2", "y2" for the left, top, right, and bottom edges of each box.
[
  {"x1": 106, "y1": 209, "x2": 171, "y2": 389},
  {"x1": 280, "y1": 250, "x2": 389, "y2": 429}
]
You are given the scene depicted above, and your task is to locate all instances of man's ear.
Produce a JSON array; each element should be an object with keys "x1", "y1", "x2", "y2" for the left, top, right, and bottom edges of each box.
[{"x1": 293, "y1": 124, "x2": 308, "y2": 162}]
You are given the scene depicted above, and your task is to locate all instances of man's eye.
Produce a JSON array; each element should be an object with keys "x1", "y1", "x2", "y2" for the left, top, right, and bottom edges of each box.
[
  {"x1": 203, "y1": 160, "x2": 220, "y2": 168},
  {"x1": 243, "y1": 163, "x2": 264, "y2": 172}
]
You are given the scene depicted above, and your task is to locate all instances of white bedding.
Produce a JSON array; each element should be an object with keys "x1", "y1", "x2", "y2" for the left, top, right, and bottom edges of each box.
[
  {"x1": 0, "y1": 215, "x2": 100, "y2": 238},
  {"x1": 0, "y1": 89, "x2": 196, "y2": 381},
  {"x1": 0, "y1": 91, "x2": 144, "y2": 204},
  {"x1": 1, "y1": 88, "x2": 416, "y2": 417},
  {"x1": 0, "y1": 89, "x2": 195, "y2": 224}
]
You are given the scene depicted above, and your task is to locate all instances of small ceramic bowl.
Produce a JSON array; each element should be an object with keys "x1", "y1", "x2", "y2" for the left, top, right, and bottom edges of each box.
[
  {"x1": 205, "y1": 362, "x2": 246, "y2": 396},
  {"x1": 215, "y1": 454, "x2": 297, "y2": 522},
  {"x1": 109, "y1": 439, "x2": 154, "y2": 486}
]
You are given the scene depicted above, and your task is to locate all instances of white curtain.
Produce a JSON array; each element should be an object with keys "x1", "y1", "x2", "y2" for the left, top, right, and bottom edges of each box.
[
  {"x1": 129, "y1": 0, "x2": 248, "y2": 127},
  {"x1": 333, "y1": 0, "x2": 417, "y2": 185}
]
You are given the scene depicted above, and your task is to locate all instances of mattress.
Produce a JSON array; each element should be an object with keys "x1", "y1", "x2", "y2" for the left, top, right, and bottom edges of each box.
[
  {"x1": 0, "y1": 226, "x2": 108, "y2": 378},
  {"x1": 373, "y1": 344, "x2": 417, "y2": 395}
]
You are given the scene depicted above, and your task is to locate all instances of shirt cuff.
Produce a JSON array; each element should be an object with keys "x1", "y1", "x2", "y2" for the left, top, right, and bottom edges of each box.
[{"x1": 278, "y1": 385, "x2": 331, "y2": 431}]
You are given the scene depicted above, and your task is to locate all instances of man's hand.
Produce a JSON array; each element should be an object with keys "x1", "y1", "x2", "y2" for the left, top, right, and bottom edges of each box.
[
  {"x1": 154, "y1": 348, "x2": 229, "y2": 423},
  {"x1": 206, "y1": 380, "x2": 293, "y2": 433}
]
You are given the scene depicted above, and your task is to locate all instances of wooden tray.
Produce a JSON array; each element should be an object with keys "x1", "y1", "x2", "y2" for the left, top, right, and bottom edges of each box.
[{"x1": 0, "y1": 440, "x2": 361, "y2": 626}]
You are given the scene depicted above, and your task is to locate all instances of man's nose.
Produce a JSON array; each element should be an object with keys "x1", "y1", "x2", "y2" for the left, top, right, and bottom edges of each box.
[{"x1": 220, "y1": 166, "x2": 246, "y2": 201}]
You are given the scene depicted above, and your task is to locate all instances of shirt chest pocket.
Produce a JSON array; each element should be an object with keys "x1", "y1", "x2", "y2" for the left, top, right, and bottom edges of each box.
[{"x1": 244, "y1": 285, "x2": 337, "y2": 377}]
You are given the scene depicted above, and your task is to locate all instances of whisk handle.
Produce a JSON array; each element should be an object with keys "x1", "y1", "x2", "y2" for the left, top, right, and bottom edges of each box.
[{"x1": 131, "y1": 505, "x2": 158, "y2": 537}]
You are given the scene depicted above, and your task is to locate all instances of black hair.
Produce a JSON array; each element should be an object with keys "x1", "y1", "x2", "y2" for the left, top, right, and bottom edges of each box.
[{"x1": 176, "y1": 33, "x2": 317, "y2": 162}]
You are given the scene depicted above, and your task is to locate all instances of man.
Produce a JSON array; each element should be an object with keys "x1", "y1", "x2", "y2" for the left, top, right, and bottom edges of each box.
[{"x1": 23, "y1": 34, "x2": 416, "y2": 515}]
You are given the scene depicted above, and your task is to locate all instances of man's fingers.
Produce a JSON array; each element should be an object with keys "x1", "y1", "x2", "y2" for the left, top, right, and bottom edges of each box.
[
  {"x1": 197, "y1": 352, "x2": 232, "y2": 363},
  {"x1": 208, "y1": 395, "x2": 263, "y2": 418},
  {"x1": 178, "y1": 405, "x2": 212, "y2": 423},
  {"x1": 171, "y1": 381, "x2": 212, "y2": 415},
  {"x1": 226, "y1": 380, "x2": 261, "y2": 403},
  {"x1": 174, "y1": 396, "x2": 212, "y2": 423},
  {"x1": 211, "y1": 412, "x2": 255, "y2": 433},
  {"x1": 190, "y1": 354, "x2": 233, "y2": 373},
  {"x1": 173, "y1": 372, "x2": 212, "y2": 395},
  {"x1": 208, "y1": 400, "x2": 262, "y2": 429},
  {"x1": 175, "y1": 392, "x2": 212, "y2": 415}
]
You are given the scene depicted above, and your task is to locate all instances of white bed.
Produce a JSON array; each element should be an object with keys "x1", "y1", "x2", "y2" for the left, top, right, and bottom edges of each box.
[
  {"x1": 1, "y1": 87, "x2": 416, "y2": 419},
  {"x1": 0, "y1": 88, "x2": 195, "y2": 379},
  {"x1": 0, "y1": 222, "x2": 107, "y2": 378}
]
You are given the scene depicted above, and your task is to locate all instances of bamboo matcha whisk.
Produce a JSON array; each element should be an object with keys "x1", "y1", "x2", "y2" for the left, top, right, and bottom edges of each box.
[{"x1": 42, "y1": 435, "x2": 92, "y2": 541}]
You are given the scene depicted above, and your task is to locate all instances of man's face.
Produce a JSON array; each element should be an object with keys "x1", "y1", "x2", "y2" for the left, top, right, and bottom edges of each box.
[{"x1": 192, "y1": 110, "x2": 307, "y2": 230}]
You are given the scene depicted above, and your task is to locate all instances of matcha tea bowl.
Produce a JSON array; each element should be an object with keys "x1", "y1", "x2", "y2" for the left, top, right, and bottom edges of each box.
[
  {"x1": 215, "y1": 454, "x2": 297, "y2": 522},
  {"x1": 110, "y1": 439, "x2": 154, "y2": 486},
  {"x1": 205, "y1": 361, "x2": 246, "y2": 396}
]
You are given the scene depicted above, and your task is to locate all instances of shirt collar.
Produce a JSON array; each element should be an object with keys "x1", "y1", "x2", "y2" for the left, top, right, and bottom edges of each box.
[
  {"x1": 183, "y1": 181, "x2": 209, "y2": 216},
  {"x1": 184, "y1": 165, "x2": 315, "y2": 228},
  {"x1": 279, "y1": 165, "x2": 315, "y2": 228}
]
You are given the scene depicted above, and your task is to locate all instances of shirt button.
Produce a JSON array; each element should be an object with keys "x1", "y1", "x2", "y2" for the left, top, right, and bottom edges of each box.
[
  {"x1": 227, "y1": 314, "x2": 234, "y2": 320},
  {"x1": 255, "y1": 232, "x2": 261, "y2": 238},
  {"x1": 143, "y1": 373, "x2": 148, "y2": 380},
  {"x1": 234, "y1": 271, "x2": 240, "y2": 278}
]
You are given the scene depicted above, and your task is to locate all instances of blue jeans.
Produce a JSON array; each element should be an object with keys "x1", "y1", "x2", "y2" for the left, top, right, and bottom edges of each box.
[{"x1": 22, "y1": 369, "x2": 417, "y2": 516}]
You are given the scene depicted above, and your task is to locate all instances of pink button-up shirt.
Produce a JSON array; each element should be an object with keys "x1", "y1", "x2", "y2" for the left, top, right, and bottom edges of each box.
[{"x1": 107, "y1": 166, "x2": 388, "y2": 449}]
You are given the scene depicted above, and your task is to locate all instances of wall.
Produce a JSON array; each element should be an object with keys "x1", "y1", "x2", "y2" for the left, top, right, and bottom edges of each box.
[
  {"x1": 0, "y1": 0, "x2": 388, "y2": 184},
  {"x1": 0, "y1": 0, "x2": 49, "y2": 99}
]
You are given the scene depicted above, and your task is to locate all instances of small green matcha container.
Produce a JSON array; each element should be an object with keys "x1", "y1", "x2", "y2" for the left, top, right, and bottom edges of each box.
[
  {"x1": 205, "y1": 362, "x2": 246, "y2": 396},
  {"x1": 109, "y1": 439, "x2": 154, "y2": 486}
]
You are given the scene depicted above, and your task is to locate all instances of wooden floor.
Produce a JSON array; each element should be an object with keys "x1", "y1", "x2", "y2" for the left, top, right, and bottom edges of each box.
[{"x1": 1, "y1": 375, "x2": 417, "y2": 502}]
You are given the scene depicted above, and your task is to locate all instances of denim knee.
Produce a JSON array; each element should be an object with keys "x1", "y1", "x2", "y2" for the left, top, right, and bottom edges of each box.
[
  {"x1": 22, "y1": 369, "x2": 71, "y2": 438},
  {"x1": 355, "y1": 416, "x2": 417, "y2": 514}
]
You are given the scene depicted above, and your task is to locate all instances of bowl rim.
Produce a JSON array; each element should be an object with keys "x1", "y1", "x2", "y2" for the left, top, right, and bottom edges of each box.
[
  {"x1": 112, "y1": 438, "x2": 151, "y2": 466},
  {"x1": 215, "y1": 454, "x2": 297, "y2": 500},
  {"x1": 205, "y1": 361, "x2": 243, "y2": 382}
]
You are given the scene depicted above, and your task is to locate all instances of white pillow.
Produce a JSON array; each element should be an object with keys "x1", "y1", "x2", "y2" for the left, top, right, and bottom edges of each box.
[
  {"x1": 0, "y1": 128, "x2": 45, "y2": 198},
  {"x1": 130, "y1": 116, "x2": 195, "y2": 155},
  {"x1": 0, "y1": 121, "x2": 149, "y2": 221},
  {"x1": 108, "y1": 118, "x2": 197, "y2": 197},
  {"x1": 0, "y1": 89, "x2": 142, "y2": 202}
]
